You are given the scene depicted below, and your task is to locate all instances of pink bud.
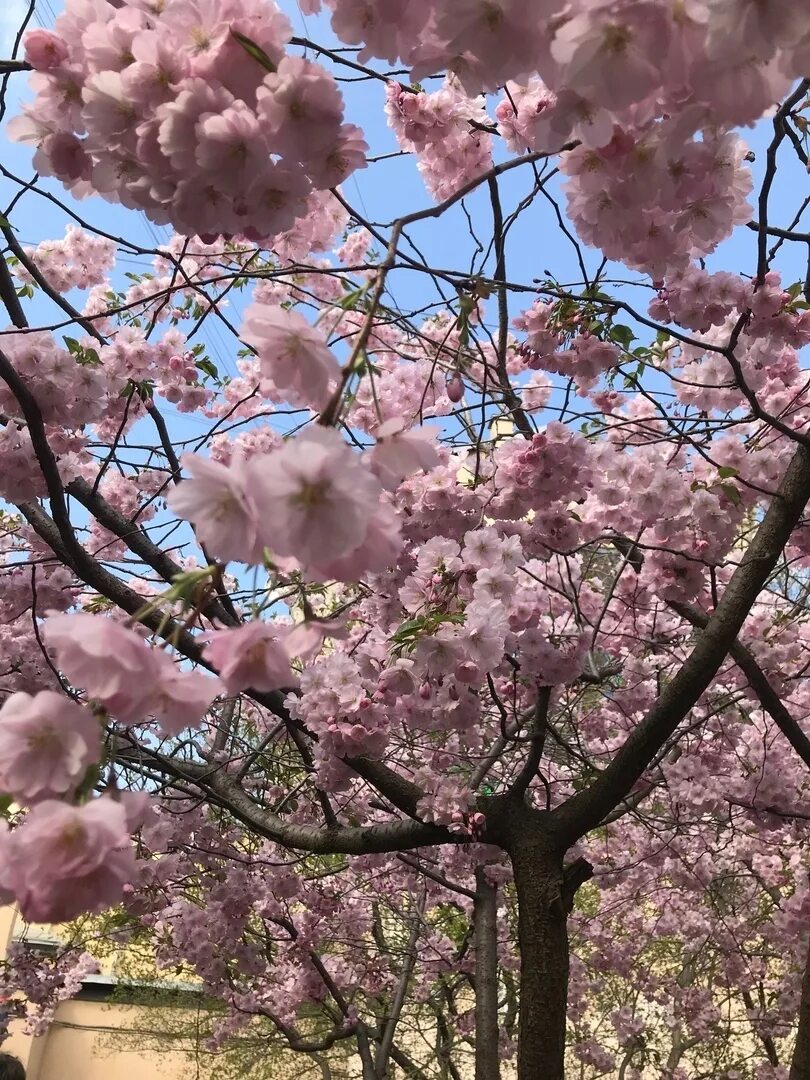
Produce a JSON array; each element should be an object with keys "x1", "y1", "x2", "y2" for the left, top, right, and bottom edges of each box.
[
  {"x1": 446, "y1": 372, "x2": 465, "y2": 403},
  {"x1": 24, "y1": 30, "x2": 69, "y2": 71},
  {"x1": 454, "y1": 662, "x2": 480, "y2": 684}
]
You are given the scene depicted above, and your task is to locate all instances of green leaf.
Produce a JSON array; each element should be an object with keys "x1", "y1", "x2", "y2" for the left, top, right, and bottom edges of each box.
[
  {"x1": 391, "y1": 617, "x2": 425, "y2": 643},
  {"x1": 717, "y1": 465, "x2": 738, "y2": 479},
  {"x1": 75, "y1": 762, "x2": 101, "y2": 803},
  {"x1": 609, "y1": 324, "x2": 636, "y2": 349},
  {"x1": 80, "y1": 347, "x2": 101, "y2": 368},
  {"x1": 230, "y1": 29, "x2": 277, "y2": 72},
  {"x1": 195, "y1": 357, "x2": 220, "y2": 381},
  {"x1": 63, "y1": 336, "x2": 81, "y2": 355},
  {"x1": 718, "y1": 482, "x2": 741, "y2": 507},
  {"x1": 338, "y1": 287, "x2": 365, "y2": 311}
]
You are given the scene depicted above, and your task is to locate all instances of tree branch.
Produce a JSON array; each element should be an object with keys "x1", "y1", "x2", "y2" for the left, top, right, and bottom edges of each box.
[
  {"x1": 670, "y1": 600, "x2": 810, "y2": 772},
  {"x1": 552, "y1": 443, "x2": 810, "y2": 842}
]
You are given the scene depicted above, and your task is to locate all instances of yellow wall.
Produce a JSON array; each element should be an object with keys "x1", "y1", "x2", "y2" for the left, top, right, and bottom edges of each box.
[
  {"x1": 4, "y1": 1001, "x2": 206, "y2": 1080},
  {"x1": 0, "y1": 905, "x2": 316, "y2": 1080}
]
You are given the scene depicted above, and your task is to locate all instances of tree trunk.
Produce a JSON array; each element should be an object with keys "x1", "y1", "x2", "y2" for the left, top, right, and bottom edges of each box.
[
  {"x1": 790, "y1": 932, "x2": 810, "y2": 1080},
  {"x1": 510, "y1": 841, "x2": 571, "y2": 1080},
  {"x1": 474, "y1": 866, "x2": 501, "y2": 1080}
]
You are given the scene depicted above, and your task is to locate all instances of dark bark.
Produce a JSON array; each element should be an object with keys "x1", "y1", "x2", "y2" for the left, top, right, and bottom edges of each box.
[
  {"x1": 510, "y1": 840, "x2": 570, "y2": 1080},
  {"x1": 791, "y1": 931, "x2": 810, "y2": 1080},
  {"x1": 376, "y1": 914, "x2": 420, "y2": 1078},
  {"x1": 498, "y1": 803, "x2": 593, "y2": 1080},
  {"x1": 474, "y1": 867, "x2": 501, "y2": 1080}
]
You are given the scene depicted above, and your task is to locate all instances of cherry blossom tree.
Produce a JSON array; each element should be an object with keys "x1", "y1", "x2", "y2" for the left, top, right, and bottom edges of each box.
[{"x1": 0, "y1": 1, "x2": 808, "y2": 1078}]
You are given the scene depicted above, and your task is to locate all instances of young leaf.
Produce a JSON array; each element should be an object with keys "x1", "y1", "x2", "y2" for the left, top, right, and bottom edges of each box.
[{"x1": 230, "y1": 29, "x2": 277, "y2": 73}]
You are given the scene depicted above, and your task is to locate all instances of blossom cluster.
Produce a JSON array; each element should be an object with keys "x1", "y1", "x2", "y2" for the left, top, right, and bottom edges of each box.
[
  {"x1": 12, "y1": 225, "x2": 116, "y2": 294},
  {"x1": 384, "y1": 78, "x2": 493, "y2": 201},
  {"x1": 168, "y1": 424, "x2": 440, "y2": 581},
  {"x1": 12, "y1": 1, "x2": 367, "y2": 239}
]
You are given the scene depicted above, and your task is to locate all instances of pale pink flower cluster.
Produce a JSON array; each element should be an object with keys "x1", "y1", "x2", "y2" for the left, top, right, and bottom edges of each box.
[
  {"x1": 10, "y1": 0, "x2": 366, "y2": 240},
  {"x1": 0, "y1": 797, "x2": 140, "y2": 922},
  {"x1": 336, "y1": 227, "x2": 373, "y2": 268},
  {"x1": 168, "y1": 425, "x2": 424, "y2": 582},
  {"x1": 533, "y1": 333, "x2": 621, "y2": 393},
  {"x1": 0, "y1": 330, "x2": 111, "y2": 429},
  {"x1": 348, "y1": 353, "x2": 456, "y2": 432},
  {"x1": 323, "y1": 0, "x2": 810, "y2": 129},
  {"x1": 496, "y1": 75, "x2": 617, "y2": 156},
  {"x1": 492, "y1": 424, "x2": 593, "y2": 519},
  {"x1": 385, "y1": 78, "x2": 493, "y2": 201},
  {"x1": 560, "y1": 128, "x2": 754, "y2": 278},
  {"x1": 496, "y1": 78, "x2": 562, "y2": 153},
  {"x1": 512, "y1": 300, "x2": 563, "y2": 365},
  {"x1": 44, "y1": 613, "x2": 221, "y2": 736},
  {"x1": 12, "y1": 226, "x2": 116, "y2": 294},
  {"x1": 414, "y1": 771, "x2": 476, "y2": 830},
  {"x1": 287, "y1": 653, "x2": 387, "y2": 789},
  {"x1": 649, "y1": 268, "x2": 750, "y2": 332},
  {"x1": 0, "y1": 425, "x2": 48, "y2": 504}
]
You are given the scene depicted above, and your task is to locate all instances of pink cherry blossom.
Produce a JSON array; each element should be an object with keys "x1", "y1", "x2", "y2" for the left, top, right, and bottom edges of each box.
[
  {"x1": 43, "y1": 613, "x2": 159, "y2": 725},
  {"x1": 551, "y1": 4, "x2": 671, "y2": 113},
  {"x1": 371, "y1": 417, "x2": 441, "y2": 491},
  {"x1": 3, "y1": 798, "x2": 138, "y2": 923},
  {"x1": 241, "y1": 303, "x2": 340, "y2": 409},
  {"x1": 306, "y1": 501, "x2": 402, "y2": 582},
  {"x1": 11, "y1": 0, "x2": 360, "y2": 239},
  {"x1": 203, "y1": 623, "x2": 295, "y2": 693},
  {"x1": 256, "y1": 56, "x2": 344, "y2": 164},
  {"x1": 149, "y1": 652, "x2": 223, "y2": 738},
  {"x1": 247, "y1": 426, "x2": 390, "y2": 570},
  {"x1": 0, "y1": 691, "x2": 101, "y2": 804},
  {"x1": 24, "y1": 30, "x2": 70, "y2": 72},
  {"x1": 167, "y1": 454, "x2": 263, "y2": 565}
]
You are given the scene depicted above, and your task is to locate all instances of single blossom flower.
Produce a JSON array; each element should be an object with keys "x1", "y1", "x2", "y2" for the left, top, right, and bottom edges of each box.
[
  {"x1": 149, "y1": 652, "x2": 223, "y2": 738},
  {"x1": 306, "y1": 502, "x2": 402, "y2": 583},
  {"x1": 24, "y1": 29, "x2": 70, "y2": 71},
  {"x1": 44, "y1": 613, "x2": 159, "y2": 725},
  {"x1": 3, "y1": 798, "x2": 138, "y2": 923},
  {"x1": 241, "y1": 303, "x2": 340, "y2": 408},
  {"x1": 0, "y1": 690, "x2": 101, "y2": 804},
  {"x1": 203, "y1": 622, "x2": 295, "y2": 694},
  {"x1": 167, "y1": 454, "x2": 263, "y2": 565},
  {"x1": 247, "y1": 427, "x2": 385, "y2": 569},
  {"x1": 371, "y1": 417, "x2": 440, "y2": 491}
]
